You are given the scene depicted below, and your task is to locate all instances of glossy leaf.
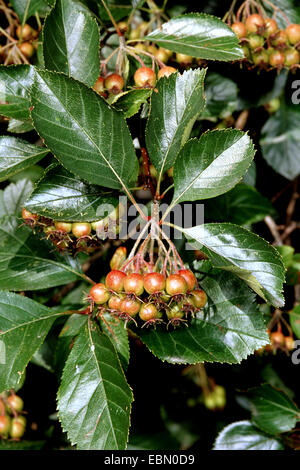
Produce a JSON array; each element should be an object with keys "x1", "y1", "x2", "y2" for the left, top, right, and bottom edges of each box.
[
  {"x1": 0, "y1": 291, "x2": 65, "y2": 392},
  {"x1": 24, "y1": 164, "x2": 119, "y2": 222},
  {"x1": 98, "y1": 0, "x2": 131, "y2": 22},
  {"x1": 0, "y1": 215, "x2": 82, "y2": 290},
  {"x1": 290, "y1": 304, "x2": 300, "y2": 340},
  {"x1": 112, "y1": 89, "x2": 152, "y2": 118},
  {"x1": 201, "y1": 72, "x2": 238, "y2": 119},
  {"x1": 43, "y1": 0, "x2": 100, "y2": 86},
  {"x1": 264, "y1": 0, "x2": 300, "y2": 28},
  {"x1": 31, "y1": 70, "x2": 138, "y2": 190},
  {"x1": 182, "y1": 223, "x2": 285, "y2": 307},
  {"x1": 0, "y1": 136, "x2": 48, "y2": 182},
  {"x1": 0, "y1": 179, "x2": 33, "y2": 217},
  {"x1": 137, "y1": 269, "x2": 269, "y2": 364},
  {"x1": 0, "y1": 65, "x2": 34, "y2": 120},
  {"x1": 10, "y1": 0, "x2": 49, "y2": 22},
  {"x1": 57, "y1": 321, "x2": 133, "y2": 449},
  {"x1": 248, "y1": 384, "x2": 300, "y2": 435},
  {"x1": 172, "y1": 130, "x2": 255, "y2": 204},
  {"x1": 145, "y1": 13, "x2": 244, "y2": 61},
  {"x1": 7, "y1": 118, "x2": 34, "y2": 133},
  {"x1": 260, "y1": 100, "x2": 300, "y2": 180},
  {"x1": 204, "y1": 183, "x2": 276, "y2": 225},
  {"x1": 146, "y1": 68, "x2": 206, "y2": 182},
  {"x1": 214, "y1": 421, "x2": 284, "y2": 450},
  {"x1": 100, "y1": 313, "x2": 130, "y2": 370}
]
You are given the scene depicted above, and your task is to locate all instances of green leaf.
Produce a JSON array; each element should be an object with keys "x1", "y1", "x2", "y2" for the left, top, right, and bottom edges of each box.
[
  {"x1": 0, "y1": 136, "x2": 48, "y2": 182},
  {"x1": 57, "y1": 321, "x2": 133, "y2": 449},
  {"x1": 100, "y1": 313, "x2": 130, "y2": 370},
  {"x1": 146, "y1": 68, "x2": 206, "y2": 182},
  {"x1": 98, "y1": 0, "x2": 131, "y2": 22},
  {"x1": 24, "y1": 164, "x2": 119, "y2": 222},
  {"x1": 182, "y1": 223, "x2": 285, "y2": 307},
  {"x1": 112, "y1": 89, "x2": 152, "y2": 118},
  {"x1": 201, "y1": 72, "x2": 238, "y2": 119},
  {"x1": 0, "y1": 440, "x2": 45, "y2": 450},
  {"x1": 290, "y1": 304, "x2": 300, "y2": 339},
  {"x1": 7, "y1": 118, "x2": 34, "y2": 133},
  {"x1": 264, "y1": 0, "x2": 300, "y2": 28},
  {"x1": 172, "y1": 130, "x2": 255, "y2": 204},
  {"x1": 137, "y1": 269, "x2": 269, "y2": 364},
  {"x1": 145, "y1": 13, "x2": 244, "y2": 61},
  {"x1": 0, "y1": 179, "x2": 33, "y2": 217},
  {"x1": 248, "y1": 384, "x2": 300, "y2": 435},
  {"x1": 10, "y1": 0, "x2": 50, "y2": 22},
  {"x1": 31, "y1": 70, "x2": 138, "y2": 190},
  {"x1": 0, "y1": 215, "x2": 82, "y2": 290},
  {"x1": 43, "y1": 0, "x2": 100, "y2": 86},
  {"x1": 213, "y1": 421, "x2": 284, "y2": 450},
  {"x1": 0, "y1": 65, "x2": 34, "y2": 120},
  {"x1": 204, "y1": 183, "x2": 276, "y2": 225},
  {"x1": 0, "y1": 291, "x2": 65, "y2": 392},
  {"x1": 260, "y1": 99, "x2": 300, "y2": 180}
]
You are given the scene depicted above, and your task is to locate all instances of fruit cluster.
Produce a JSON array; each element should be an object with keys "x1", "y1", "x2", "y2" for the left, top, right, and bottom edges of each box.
[
  {"x1": 203, "y1": 385, "x2": 226, "y2": 411},
  {"x1": 0, "y1": 393, "x2": 26, "y2": 440},
  {"x1": 230, "y1": 14, "x2": 300, "y2": 69},
  {"x1": 22, "y1": 206, "x2": 120, "y2": 254},
  {"x1": 88, "y1": 266, "x2": 207, "y2": 328},
  {"x1": 0, "y1": 22, "x2": 38, "y2": 65},
  {"x1": 256, "y1": 327, "x2": 295, "y2": 355}
]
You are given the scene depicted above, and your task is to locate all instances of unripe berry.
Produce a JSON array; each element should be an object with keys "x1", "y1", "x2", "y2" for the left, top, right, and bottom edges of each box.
[
  {"x1": 10, "y1": 417, "x2": 26, "y2": 439},
  {"x1": 0, "y1": 415, "x2": 11, "y2": 436},
  {"x1": 154, "y1": 48, "x2": 169, "y2": 63},
  {"x1": 147, "y1": 45, "x2": 157, "y2": 55},
  {"x1": 245, "y1": 14, "x2": 265, "y2": 34},
  {"x1": 89, "y1": 283, "x2": 109, "y2": 304},
  {"x1": 285, "y1": 336, "x2": 295, "y2": 351},
  {"x1": 264, "y1": 18, "x2": 278, "y2": 37},
  {"x1": 271, "y1": 29, "x2": 288, "y2": 47},
  {"x1": 166, "y1": 274, "x2": 187, "y2": 296},
  {"x1": 104, "y1": 73, "x2": 124, "y2": 95},
  {"x1": 71, "y1": 222, "x2": 91, "y2": 238},
  {"x1": 117, "y1": 21, "x2": 128, "y2": 33},
  {"x1": 16, "y1": 24, "x2": 35, "y2": 40},
  {"x1": 18, "y1": 42, "x2": 35, "y2": 58},
  {"x1": 105, "y1": 270, "x2": 126, "y2": 293},
  {"x1": 139, "y1": 303, "x2": 160, "y2": 322},
  {"x1": 191, "y1": 289, "x2": 207, "y2": 308},
  {"x1": 6, "y1": 395, "x2": 24, "y2": 413},
  {"x1": 108, "y1": 294, "x2": 124, "y2": 311},
  {"x1": 134, "y1": 67, "x2": 156, "y2": 87},
  {"x1": 54, "y1": 221, "x2": 72, "y2": 233},
  {"x1": 167, "y1": 304, "x2": 184, "y2": 320},
  {"x1": 178, "y1": 269, "x2": 196, "y2": 291},
  {"x1": 264, "y1": 97, "x2": 280, "y2": 114},
  {"x1": 248, "y1": 34, "x2": 265, "y2": 49},
  {"x1": 134, "y1": 43, "x2": 147, "y2": 53},
  {"x1": 120, "y1": 297, "x2": 141, "y2": 316},
  {"x1": 175, "y1": 53, "x2": 193, "y2": 64},
  {"x1": 269, "y1": 50, "x2": 285, "y2": 67},
  {"x1": 286, "y1": 24, "x2": 300, "y2": 45},
  {"x1": 124, "y1": 273, "x2": 144, "y2": 296},
  {"x1": 144, "y1": 272, "x2": 166, "y2": 294},
  {"x1": 253, "y1": 49, "x2": 269, "y2": 65},
  {"x1": 231, "y1": 22, "x2": 247, "y2": 39},
  {"x1": 110, "y1": 247, "x2": 127, "y2": 270},
  {"x1": 158, "y1": 66, "x2": 177, "y2": 79},
  {"x1": 285, "y1": 48, "x2": 300, "y2": 66}
]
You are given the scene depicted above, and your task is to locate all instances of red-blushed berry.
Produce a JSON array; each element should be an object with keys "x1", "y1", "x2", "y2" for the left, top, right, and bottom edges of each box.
[
  {"x1": 16, "y1": 24, "x2": 36, "y2": 40},
  {"x1": 139, "y1": 303, "x2": 160, "y2": 321},
  {"x1": 271, "y1": 29, "x2": 288, "y2": 47},
  {"x1": 54, "y1": 221, "x2": 72, "y2": 233},
  {"x1": 245, "y1": 14, "x2": 265, "y2": 34},
  {"x1": 134, "y1": 67, "x2": 156, "y2": 87},
  {"x1": 143, "y1": 272, "x2": 166, "y2": 294},
  {"x1": 270, "y1": 330, "x2": 285, "y2": 347},
  {"x1": 248, "y1": 34, "x2": 265, "y2": 49},
  {"x1": 105, "y1": 270, "x2": 126, "y2": 293},
  {"x1": 231, "y1": 22, "x2": 247, "y2": 39},
  {"x1": 178, "y1": 269, "x2": 196, "y2": 291},
  {"x1": 89, "y1": 283, "x2": 109, "y2": 305},
  {"x1": 269, "y1": 50, "x2": 285, "y2": 67},
  {"x1": 108, "y1": 294, "x2": 124, "y2": 311},
  {"x1": 191, "y1": 289, "x2": 207, "y2": 309},
  {"x1": 120, "y1": 297, "x2": 141, "y2": 316},
  {"x1": 22, "y1": 208, "x2": 38, "y2": 222},
  {"x1": 0, "y1": 415, "x2": 11, "y2": 436},
  {"x1": 110, "y1": 247, "x2": 127, "y2": 270},
  {"x1": 104, "y1": 73, "x2": 124, "y2": 94},
  {"x1": 93, "y1": 76, "x2": 106, "y2": 96},
  {"x1": 6, "y1": 395, "x2": 24, "y2": 413},
  {"x1": 285, "y1": 48, "x2": 300, "y2": 66},
  {"x1": 264, "y1": 18, "x2": 278, "y2": 37},
  {"x1": 10, "y1": 416, "x2": 26, "y2": 439},
  {"x1": 286, "y1": 24, "x2": 300, "y2": 45},
  {"x1": 166, "y1": 274, "x2": 187, "y2": 296},
  {"x1": 71, "y1": 222, "x2": 91, "y2": 238},
  {"x1": 124, "y1": 273, "x2": 144, "y2": 296},
  {"x1": 285, "y1": 336, "x2": 295, "y2": 351},
  {"x1": 158, "y1": 66, "x2": 177, "y2": 79},
  {"x1": 18, "y1": 42, "x2": 35, "y2": 58}
]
